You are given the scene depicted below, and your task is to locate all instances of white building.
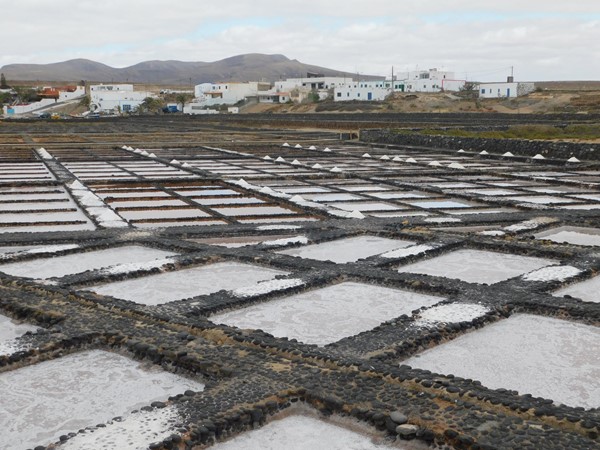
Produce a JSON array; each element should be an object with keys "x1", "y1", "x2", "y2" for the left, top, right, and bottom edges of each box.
[
  {"x1": 402, "y1": 68, "x2": 465, "y2": 93},
  {"x1": 478, "y1": 81, "x2": 535, "y2": 98},
  {"x1": 258, "y1": 91, "x2": 291, "y2": 103},
  {"x1": 3, "y1": 86, "x2": 85, "y2": 116},
  {"x1": 273, "y1": 76, "x2": 350, "y2": 92},
  {"x1": 89, "y1": 84, "x2": 154, "y2": 113},
  {"x1": 334, "y1": 81, "x2": 391, "y2": 101},
  {"x1": 192, "y1": 82, "x2": 270, "y2": 107}
]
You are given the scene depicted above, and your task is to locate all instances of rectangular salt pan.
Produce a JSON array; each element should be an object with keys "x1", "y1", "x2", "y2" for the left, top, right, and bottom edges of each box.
[
  {"x1": 212, "y1": 282, "x2": 442, "y2": 346},
  {"x1": 404, "y1": 314, "x2": 600, "y2": 409},
  {"x1": 535, "y1": 227, "x2": 600, "y2": 246},
  {"x1": 399, "y1": 249, "x2": 553, "y2": 284},
  {"x1": 87, "y1": 262, "x2": 288, "y2": 305},
  {"x1": 0, "y1": 245, "x2": 177, "y2": 279},
  {"x1": 0, "y1": 350, "x2": 204, "y2": 449},
  {"x1": 554, "y1": 275, "x2": 600, "y2": 303},
  {"x1": 212, "y1": 414, "x2": 408, "y2": 450},
  {"x1": 277, "y1": 235, "x2": 415, "y2": 263}
]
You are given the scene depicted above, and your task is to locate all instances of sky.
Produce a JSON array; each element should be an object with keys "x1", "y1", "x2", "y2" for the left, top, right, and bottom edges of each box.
[{"x1": 1, "y1": 1, "x2": 599, "y2": 81}]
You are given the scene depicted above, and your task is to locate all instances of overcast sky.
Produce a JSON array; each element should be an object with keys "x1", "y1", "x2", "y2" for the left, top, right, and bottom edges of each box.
[{"x1": 2, "y1": 1, "x2": 599, "y2": 81}]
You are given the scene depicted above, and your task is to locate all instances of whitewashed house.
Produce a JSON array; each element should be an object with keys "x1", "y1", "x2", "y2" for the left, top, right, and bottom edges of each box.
[
  {"x1": 257, "y1": 91, "x2": 291, "y2": 103},
  {"x1": 89, "y1": 84, "x2": 153, "y2": 113},
  {"x1": 402, "y1": 68, "x2": 465, "y2": 93},
  {"x1": 478, "y1": 81, "x2": 535, "y2": 98},
  {"x1": 192, "y1": 82, "x2": 270, "y2": 106},
  {"x1": 334, "y1": 81, "x2": 391, "y2": 101},
  {"x1": 273, "y1": 76, "x2": 350, "y2": 93}
]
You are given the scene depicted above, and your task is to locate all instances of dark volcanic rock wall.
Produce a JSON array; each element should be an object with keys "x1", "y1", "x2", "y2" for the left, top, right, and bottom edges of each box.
[{"x1": 360, "y1": 129, "x2": 599, "y2": 161}]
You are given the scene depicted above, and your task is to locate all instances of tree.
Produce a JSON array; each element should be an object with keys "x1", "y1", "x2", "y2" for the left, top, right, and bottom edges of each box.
[
  {"x1": 13, "y1": 87, "x2": 40, "y2": 103},
  {"x1": 0, "y1": 73, "x2": 8, "y2": 89},
  {"x1": 138, "y1": 97, "x2": 163, "y2": 114},
  {"x1": 458, "y1": 82, "x2": 479, "y2": 100},
  {"x1": 175, "y1": 93, "x2": 193, "y2": 112}
]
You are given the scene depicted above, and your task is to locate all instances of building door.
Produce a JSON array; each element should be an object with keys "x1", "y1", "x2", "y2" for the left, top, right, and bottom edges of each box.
[
  {"x1": 367, "y1": 92, "x2": 372, "y2": 100},
  {"x1": 507, "y1": 88, "x2": 511, "y2": 97}
]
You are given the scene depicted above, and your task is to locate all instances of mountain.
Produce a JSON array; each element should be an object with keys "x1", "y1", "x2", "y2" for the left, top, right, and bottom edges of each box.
[{"x1": 0, "y1": 54, "x2": 363, "y2": 84}]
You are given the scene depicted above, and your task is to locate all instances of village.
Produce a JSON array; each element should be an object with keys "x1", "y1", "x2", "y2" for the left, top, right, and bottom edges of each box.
[{"x1": 0, "y1": 67, "x2": 536, "y2": 118}]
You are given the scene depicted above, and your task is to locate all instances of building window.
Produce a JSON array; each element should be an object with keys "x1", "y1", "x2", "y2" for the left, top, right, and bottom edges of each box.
[
  {"x1": 481, "y1": 89, "x2": 486, "y2": 94},
  {"x1": 337, "y1": 92, "x2": 341, "y2": 97}
]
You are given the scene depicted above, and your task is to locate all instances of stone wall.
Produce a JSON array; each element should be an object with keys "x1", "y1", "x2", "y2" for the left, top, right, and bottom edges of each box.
[{"x1": 360, "y1": 129, "x2": 599, "y2": 161}]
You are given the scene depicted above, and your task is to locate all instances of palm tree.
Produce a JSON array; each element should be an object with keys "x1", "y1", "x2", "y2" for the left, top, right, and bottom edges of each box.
[{"x1": 175, "y1": 93, "x2": 192, "y2": 112}]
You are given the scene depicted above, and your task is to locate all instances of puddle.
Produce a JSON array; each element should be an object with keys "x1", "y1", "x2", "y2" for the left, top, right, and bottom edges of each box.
[
  {"x1": 212, "y1": 414, "x2": 412, "y2": 449},
  {"x1": 0, "y1": 245, "x2": 176, "y2": 279},
  {"x1": 554, "y1": 276, "x2": 600, "y2": 303},
  {"x1": 535, "y1": 227, "x2": 600, "y2": 246},
  {"x1": 0, "y1": 350, "x2": 204, "y2": 449},
  {"x1": 277, "y1": 235, "x2": 415, "y2": 263},
  {"x1": 399, "y1": 249, "x2": 553, "y2": 284},
  {"x1": 212, "y1": 282, "x2": 442, "y2": 346},
  {"x1": 403, "y1": 314, "x2": 600, "y2": 409},
  {"x1": 87, "y1": 262, "x2": 288, "y2": 305}
]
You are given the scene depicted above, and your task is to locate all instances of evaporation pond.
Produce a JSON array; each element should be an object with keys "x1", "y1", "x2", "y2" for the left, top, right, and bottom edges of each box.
[
  {"x1": 535, "y1": 227, "x2": 600, "y2": 246},
  {"x1": 0, "y1": 350, "x2": 204, "y2": 449},
  {"x1": 212, "y1": 414, "x2": 414, "y2": 450},
  {"x1": 88, "y1": 262, "x2": 288, "y2": 305},
  {"x1": 211, "y1": 282, "x2": 443, "y2": 346},
  {"x1": 277, "y1": 235, "x2": 415, "y2": 263},
  {"x1": 399, "y1": 249, "x2": 553, "y2": 284},
  {"x1": 0, "y1": 314, "x2": 38, "y2": 355},
  {"x1": 404, "y1": 314, "x2": 600, "y2": 409},
  {"x1": 554, "y1": 275, "x2": 600, "y2": 303},
  {"x1": 0, "y1": 245, "x2": 177, "y2": 279}
]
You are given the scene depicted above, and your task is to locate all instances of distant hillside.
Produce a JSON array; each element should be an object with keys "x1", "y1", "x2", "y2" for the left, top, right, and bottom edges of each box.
[{"x1": 0, "y1": 54, "x2": 365, "y2": 84}]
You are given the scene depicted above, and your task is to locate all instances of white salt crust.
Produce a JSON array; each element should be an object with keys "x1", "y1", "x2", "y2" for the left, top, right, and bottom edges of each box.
[
  {"x1": 58, "y1": 407, "x2": 181, "y2": 450},
  {"x1": 522, "y1": 265, "x2": 582, "y2": 282}
]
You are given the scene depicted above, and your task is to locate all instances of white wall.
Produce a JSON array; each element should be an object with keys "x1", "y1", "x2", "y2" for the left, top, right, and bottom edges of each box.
[
  {"x1": 479, "y1": 83, "x2": 516, "y2": 98},
  {"x1": 274, "y1": 77, "x2": 351, "y2": 92},
  {"x1": 2, "y1": 86, "x2": 85, "y2": 116},
  {"x1": 193, "y1": 82, "x2": 266, "y2": 106},
  {"x1": 90, "y1": 84, "x2": 134, "y2": 92},
  {"x1": 183, "y1": 103, "x2": 219, "y2": 114},
  {"x1": 334, "y1": 81, "x2": 391, "y2": 101},
  {"x1": 90, "y1": 86, "x2": 153, "y2": 113},
  {"x1": 478, "y1": 82, "x2": 535, "y2": 98}
]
